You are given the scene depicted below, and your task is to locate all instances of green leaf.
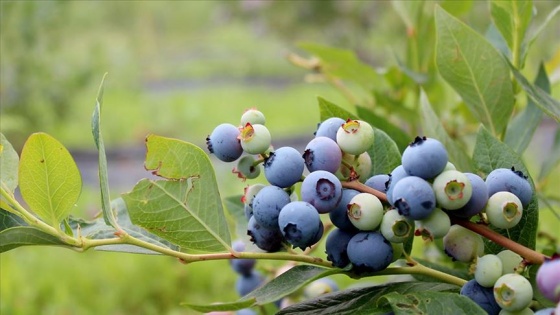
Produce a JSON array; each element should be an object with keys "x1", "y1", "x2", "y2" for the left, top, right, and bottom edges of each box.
[
  {"x1": 356, "y1": 106, "x2": 410, "y2": 152},
  {"x1": 440, "y1": 0, "x2": 473, "y2": 17},
  {"x1": 490, "y1": 0, "x2": 533, "y2": 66},
  {"x1": 505, "y1": 63, "x2": 550, "y2": 154},
  {"x1": 412, "y1": 258, "x2": 472, "y2": 282},
  {"x1": 298, "y1": 43, "x2": 381, "y2": 91},
  {"x1": 539, "y1": 129, "x2": 560, "y2": 181},
  {"x1": 183, "y1": 298, "x2": 256, "y2": 313},
  {"x1": 91, "y1": 73, "x2": 118, "y2": 229},
  {"x1": 1, "y1": 208, "x2": 26, "y2": 230},
  {"x1": 277, "y1": 281, "x2": 459, "y2": 315},
  {"x1": 392, "y1": 1, "x2": 424, "y2": 30},
  {"x1": 419, "y1": 90, "x2": 474, "y2": 172},
  {"x1": 18, "y1": 133, "x2": 82, "y2": 228},
  {"x1": 0, "y1": 133, "x2": 19, "y2": 192},
  {"x1": 318, "y1": 96, "x2": 358, "y2": 121},
  {"x1": 0, "y1": 226, "x2": 68, "y2": 253},
  {"x1": 522, "y1": 5, "x2": 560, "y2": 63},
  {"x1": 123, "y1": 134, "x2": 230, "y2": 252},
  {"x1": 472, "y1": 126, "x2": 538, "y2": 252},
  {"x1": 507, "y1": 60, "x2": 560, "y2": 122},
  {"x1": 382, "y1": 291, "x2": 486, "y2": 315},
  {"x1": 435, "y1": 5, "x2": 514, "y2": 137},
  {"x1": 224, "y1": 195, "x2": 248, "y2": 241}
]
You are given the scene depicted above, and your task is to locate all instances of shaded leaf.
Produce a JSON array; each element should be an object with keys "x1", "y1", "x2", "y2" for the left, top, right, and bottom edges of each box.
[
  {"x1": 472, "y1": 126, "x2": 538, "y2": 252},
  {"x1": 224, "y1": 195, "x2": 248, "y2": 241},
  {"x1": 507, "y1": 60, "x2": 560, "y2": 122},
  {"x1": 0, "y1": 208, "x2": 26, "y2": 230},
  {"x1": 277, "y1": 281, "x2": 459, "y2": 315},
  {"x1": 522, "y1": 5, "x2": 560, "y2": 63},
  {"x1": 419, "y1": 90, "x2": 474, "y2": 172},
  {"x1": 412, "y1": 258, "x2": 471, "y2": 282},
  {"x1": 0, "y1": 133, "x2": 19, "y2": 192},
  {"x1": 0, "y1": 226, "x2": 68, "y2": 253},
  {"x1": 91, "y1": 73, "x2": 118, "y2": 229},
  {"x1": 183, "y1": 298, "x2": 256, "y2": 313},
  {"x1": 124, "y1": 136, "x2": 231, "y2": 253},
  {"x1": 356, "y1": 106, "x2": 410, "y2": 152},
  {"x1": 505, "y1": 63, "x2": 550, "y2": 154},
  {"x1": 490, "y1": 0, "x2": 533, "y2": 66},
  {"x1": 538, "y1": 128, "x2": 560, "y2": 181},
  {"x1": 18, "y1": 133, "x2": 82, "y2": 228},
  {"x1": 435, "y1": 5, "x2": 514, "y2": 137},
  {"x1": 382, "y1": 291, "x2": 486, "y2": 315},
  {"x1": 298, "y1": 43, "x2": 381, "y2": 91},
  {"x1": 318, "y1": 96, "x2": 357, "y2": 121}
]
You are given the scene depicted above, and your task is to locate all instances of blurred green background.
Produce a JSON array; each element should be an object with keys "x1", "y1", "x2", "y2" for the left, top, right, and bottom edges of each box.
[{"x1": 1, "y1": 1, "x2": 559, "y2": 314}]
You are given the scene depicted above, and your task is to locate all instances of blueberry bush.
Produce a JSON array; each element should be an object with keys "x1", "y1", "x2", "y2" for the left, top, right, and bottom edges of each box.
[{"x1": 1, "y1": 3, "x2": 560, "y2": 315}]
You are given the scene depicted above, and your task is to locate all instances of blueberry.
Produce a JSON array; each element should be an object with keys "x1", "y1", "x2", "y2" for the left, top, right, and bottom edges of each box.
[
  {"x1": 303, "y1": 136, "x2": 342, "y2": 174},
  {"x1": 336, "y1": 119, "x2": 375, "y2": 155},
  {"x1": 497, "y1": 250, "x2": 523, "y2": 274},
  {"x1": 380, "y1": 208, "x2": 414, "y2": 243},
  {"x1": 304, "y1": 278, "x2": 339, "y2": 299},
  {"x1": 239, "y1": 123, "x2": 272, "y2": 155},
  {"x1": 536, "y1": 256, "x2": 560, "y2": 303},
  {"x1": 385, "y1": 165, "x2": 409, "y2": 204},
  {"x1": 494, "y1": 273, "x2": 533, "y2": 312},
  {"x1": 474, "y1": 254, "x2": 503, "y2": 288},
  {"x1": 364, "y1": 174, "x2": 390, "y2": 193},
  {"x1": 432, "y1": 170, "x2": 473, "y2": 210},
  {"x1": 347, "y1": 193, "x2": 384, "y2": 231},
  {"x1": 454, "y1": 173, "x2": 488, "y2": 218},
  {"x1": 329, "y1": 189, "x2": 360, "y2": 232},
  {"x1": 337, "y1": 151, "x2": 372, "y2": 182},
  {"x1": 460, "y1": 279, "x2": 501, "y2": 315},
  {"x1": 485, "y1": 191, "x2": 523, "y2": 229},
  {"x1": 346, "y1": 231, "x2": 393, "y2": 273},
  {"x1": 235, "y1": 270, "x2": 264, "y2": 297},
  {"x1": 401, "y1": 136, "x2": 448, "y2": 180},
  {"x1": 264, "y1": 146, "x2": 305, "y2": 188},
  {"x1": 247, "y1": 216, "x2": 283, "y2": 252},
  {"x1": 242, "y1": 184, "x2": 266, "y2": 221},
  {"x1": 240, "y1": 108, "x2": 266, "y2": 126},
  {"x1": 206, "y1": 123, "x2": 244, "y2": 162},
  {"x1": 233, "y1": 155, "x2": 261, "y2": 180},
  {"x1": 390, "y1": 176, "x2": 436, "y2": 220},
  {"x1": 485, "y1": 167, "x2": 532, "y2": 207},
  {"x1": 278, "y1": 201, "x2": 323, "y2": 250},
  {"x1": 236, "y1": 309, "x2": 257, "y2": 315},
  {"x1": 325, "y1": 228, "x2": 356, "y2": 268},
  {"x1": 443, "y1": 225, "x2": 484, "y2": 262},
  {"x1": 230, "y1": 240, "x2": 256, "y2": 276},
  {"x1": 252, "y1": 185, "x2": 291, "y2": 229},
  {"x1": 315, "y1": 117, "x2": 345, "y2": 141},
  {"x1": 414, "y1": 208, "x2": 450, "y2": 241},
  {"x1": 301, "y1": 170, "x2": 343, "y2": 214}
]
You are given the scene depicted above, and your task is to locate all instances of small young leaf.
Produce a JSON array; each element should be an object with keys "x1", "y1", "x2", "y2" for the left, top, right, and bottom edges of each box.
[
  {"x1": 91, "y1": 73, "x2": 119, "y2": 229},
  {"x1": 0, "y1": 226, "x2": 68, "y2": 253},
  {"x1": 419, "y1": 90, "x2": 474, "y2": 172},
  {"x1": 473, "y1": 126, "x2": 538, "y2": 252},
  {"x1": 0, "y1": 133, "x2": 19, "y2": 192},
  {"x1": 18, "y1": 133, "x2": 82, "y2": 228},
  {"x1": 505, "y1": 63, "x2": 550, "y2": 154},
  {"x1": 507, "y1": 60, "x2": 560, "y2": 122},
  {"x1": 435, "y1": 5, "x2": 514, "y2": 137},
  {"x1": 382, "y1": 291, "x2": 486, "y2": 315},
  {"x1": 490, "y1": 0, "x2": 533, "y2": 66},
  {"x1": 277, "y1": 281, "x2": 459, "y2": 315},
  {"x1": 124, "y1": 135, "x2": 231, "y2": 252}
]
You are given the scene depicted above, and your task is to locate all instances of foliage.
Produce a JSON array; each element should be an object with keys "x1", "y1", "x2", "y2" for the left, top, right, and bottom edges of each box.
[{"x1": 1, "y1": 1, "x2": 559, "y2": 314}]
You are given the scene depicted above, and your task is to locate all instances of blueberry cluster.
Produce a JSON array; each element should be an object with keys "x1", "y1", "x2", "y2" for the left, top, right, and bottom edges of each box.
[{"x1": 207, "y1": 110, "x2": 544, "y2": 304}]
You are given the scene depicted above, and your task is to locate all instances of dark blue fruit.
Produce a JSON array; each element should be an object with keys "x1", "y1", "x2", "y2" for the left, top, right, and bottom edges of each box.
[
  {"x1": 401, "y1": 136, "x2": 448, "y2": 180},
  {"x1": 364, "y1": 174, "x2": 390, "y2": 193},
  {"x1": 329, "y1": 189, "x2": 360, "y2": 232},
  {"x1": 325, "y1": 228, "x2": 356, "y2": 268},
  {"x1": 346, "y1": 232, "x2": 393, "y2": 273},
  {"x1": 485, "y1": 167, "x2": 532, "y2": 207},
  {"x1": 264, "y1": 146, "x2": 305, "y2": 188},
  {"x1": 247, "y1": 216, "x2": 283, "y2": 252},
  {"x1": 460, "y1": 279, "x2": 501, "y2": 315},
  {"x1": 315, "y1": 117, "x2": 345, "y2": 141},
  {"x1": 390, "y1": 176, "x2": 436, "y2": 220},
  {"x1": 303, "y1": 136, "x2": 342, "y2": 174},
  {"x1": 235, "y1": 270, "x2": 264, "y2": 297},
  {"x1": 230, "y1": 240, "x2": 256, "y2": 276},
  {"x1": 252, "y1": 185, "x2": 291, "y2": 229},
  {"x1": 454, "y1": 173, "x2": 488, "y2": 218},
  {"x1": 206, "y1": 123, "x2": 243, "y2": 162},
  {"x1": 300, "y1": 170, "x2": 343, "y2": 214},
  {"x1": 278, "y1": 201, "x2": 323, "y2": 250}
]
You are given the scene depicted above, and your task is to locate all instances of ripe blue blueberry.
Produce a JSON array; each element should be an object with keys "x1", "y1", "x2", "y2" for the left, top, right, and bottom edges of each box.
[
  {"x1": 385, "y1": 165, "x2": 409, "y2": 204},
  {"x1": 242, "y1": 184, "x2": 266, "y2": 220},
  {"x1": 278, "y1": 201, "x2": 323, "y2": 250},
  {"x1": 536, "y1": 256, "x2": 560, "y2": 303},
  {"x1": 346, "y1": 231, "x2": 393, "y2": 273},
  {"x1": 455, "y1": 173, "x2": 488, "y2": 218},
  {"x1": 206, "y1": 123, "x2": 244, "y2": 162},
  {"x1": 252, "y1": 185, "x2": 291, "y2": 229},
  {"x1": 401, "y1": 136, "x2": 448, "y2": 180},
  {"x1": 303, "y1": 136, "x2": 342, "y2": 173},
  {"x1": 329, "y1": 189, "x2": 360, "y2": 232},
  {"x1": 315, "y1": 117, "x2": 345, "y2": 142},
  {"x1": 325, "y1": 228, "x2": 356, "y2": 268},
  {"x1": 460, "y1": 279, "x2": 501, "y2": 315},
  {"x1": 390, "y1": 176, "x2": 436, "y2": 220},
  {"x1": 301, "y1": 170, "x2": 343, "y2": 214},
  {"x1": 264, "y1": 146, "x2": 305, "y2": 188},
  {"x1": 247, "y1": 216, "x2": 283, "y2": 252},
  {"x1": 235, "y1": 270, "x2": 265, "y2": 297},
  {"x1": 364, "y1": 174, "x2": 390, "y2": 193},
  {"x1": 230, "y1": 240, "x2": 256, "y2": 277},
  {"x1": 485, "y1": 167, "x2": 533, "y2": 207}
]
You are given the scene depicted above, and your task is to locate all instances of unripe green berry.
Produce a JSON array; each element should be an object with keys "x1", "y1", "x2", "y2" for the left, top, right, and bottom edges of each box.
[
  {"x1": 380, "y1": 208, "x2": 414, "y2": 243},
  {"x1": 499, "y1": 307, "x2": 535, "y2": 315},
  {"x1": 475, "y1": 254, "x2": 503, "y2": 288},
  {"x1": 486, "y1": 191, "x2": 523, "y2": 229},
  {"x1": 433, "y1": 170, "x2": 473, "y2": 210},
  {"x1": 241, "y1": 108, "x2": 266, "y2": 126},
  {"x1": 497, "y1": 250, "x2": 523, "y2": 274},
  {"x1": 443, "y1": 225, "x2": 484, "y2": 263},
  {"x1": 233, "y1": 155, "x2": 261, "y2": 180},
  {"x1": 347, "y1": 193, "x2": 383, "y2": 231},
  {"x1": 336, "y1": 119, "x2": 374, "y2": 155},
  {"x1": 239, "y1": 123, "x2": 271, "y2": 154},
  {"x1": 493, "y1": 273, "x2": 533, "y2": 312},
  {"x1": 415, "y1": 208, "x2": 451, "y2": 241}
]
